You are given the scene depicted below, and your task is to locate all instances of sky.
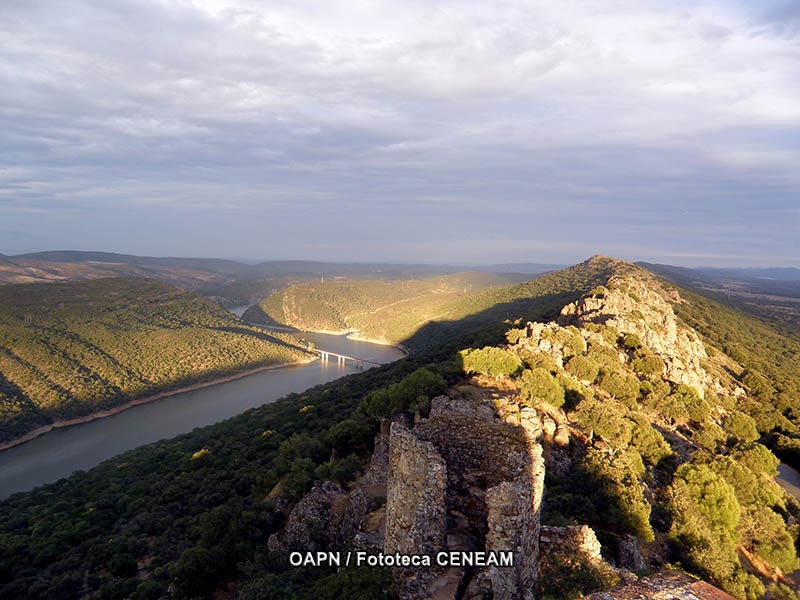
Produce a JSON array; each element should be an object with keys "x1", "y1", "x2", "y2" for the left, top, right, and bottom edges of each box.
[{"x1": 1, "y1": 0, "x2": 798, "y2": 267}]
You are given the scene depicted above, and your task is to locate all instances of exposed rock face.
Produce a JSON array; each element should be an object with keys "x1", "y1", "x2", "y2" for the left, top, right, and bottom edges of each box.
[
  {"x1": 384, "y1": 394, "x2": 545, "y2": 600},
  {"x1": 540, "y1": 525, "x2": 603, "y2": 564},
  {"x1": 384, "y1": 422, "x2": 448, "y2": 558},
  {"x1": 558, "y1": 272, "x2": 712, "y2": 397},
  {"x1": 617, "y1": 534, "x2": 648, "y2": 575},
  {"x1": 485, "y1": 479, "x2": 540, "y2": 599},
  {"x1": 584, "y1": 571, "x2": 738, "y2": 600},
  {"x1": 267, "y1": 480, "x2": 368, "y2": 552}
]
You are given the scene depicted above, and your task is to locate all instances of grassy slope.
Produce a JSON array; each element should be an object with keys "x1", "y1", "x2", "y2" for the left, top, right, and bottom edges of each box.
[
  {"x1": 0, "y1": 278, "x2": 312, "y2": 443},
  {"x1": 246, "y1": 263, "x2": 616, "y2": 349}
]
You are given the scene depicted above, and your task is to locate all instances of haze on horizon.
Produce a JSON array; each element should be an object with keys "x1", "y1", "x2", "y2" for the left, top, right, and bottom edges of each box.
[{"x1": 1, "y1": 0, "x2": 798, "y2": 268}]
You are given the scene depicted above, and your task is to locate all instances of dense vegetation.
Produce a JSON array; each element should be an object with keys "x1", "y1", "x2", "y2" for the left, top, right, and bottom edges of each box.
[
  {"x1": 0, "y1": 278, "x2": 312, "y2": 443},
  {"x1": 0, "y1": 339, "x2": 461, "y2": 599},
  {"x1": 465, "y1": 268, "x2": 800, "y2": 600},
  {"x1": 0, "y1": 260, "x2": 611, "y2": 599},
  {"x1": 2, "y1": 257, "x2": 798, "y2": 599},
  {"x1": 244, "y1": 272, "x2": 515, "y2": 337}
]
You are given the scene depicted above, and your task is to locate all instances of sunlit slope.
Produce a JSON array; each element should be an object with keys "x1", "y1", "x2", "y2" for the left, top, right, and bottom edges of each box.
[
  {"x1": 4, "y1": 257, "x2": 800, "y2": 598},
  {"x1": 0, "y1": 278, "x2": 311, "y2": 443},
  {"x1": 245, "y1": 261, "x2": 617, "y2": 349}
]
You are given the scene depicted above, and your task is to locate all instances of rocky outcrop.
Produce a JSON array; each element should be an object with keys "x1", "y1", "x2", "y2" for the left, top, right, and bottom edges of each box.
[
  {"x1": 540, "y1": 525, "x2": 603, "y2": 564},
  {"x1": 383, "y1": 394, "x2": 545, "y2": 600},
  {"x1": 584, "y1": 571, "x2": 738, "y2": 600},
  {"x1": 558, "y1": 272, "x2": 712, "y2": 397},
  {"x1": 267, "y1": 480, "x2": 368, "y2": 552}
]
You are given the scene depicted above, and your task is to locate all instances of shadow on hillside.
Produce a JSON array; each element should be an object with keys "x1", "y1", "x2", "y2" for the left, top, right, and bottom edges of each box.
[
  {"x1": 209, "y1": 325, "x2": 309, "y2": 352},
  {"x1": 398, "y1": 291, "x2": 584, "y2": 354}
]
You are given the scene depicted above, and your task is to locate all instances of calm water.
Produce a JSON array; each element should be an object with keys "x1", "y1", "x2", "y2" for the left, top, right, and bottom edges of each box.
[
  {"x1": 229, "y1": 305, "x2": 250, "y2": 317},
  {"x1": 0, "y1": 332, "x2": 404, "y2": 499}
]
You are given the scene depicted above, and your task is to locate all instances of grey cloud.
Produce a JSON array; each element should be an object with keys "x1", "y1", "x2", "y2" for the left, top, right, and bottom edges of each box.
[{"x1": 0, "y1": 0, "x2": 798, "y2": 266}]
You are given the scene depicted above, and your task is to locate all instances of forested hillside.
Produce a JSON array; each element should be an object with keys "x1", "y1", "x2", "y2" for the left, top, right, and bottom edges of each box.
[
  {"x1": 245, "y1": 264, "x2": 616, "y2": 351},
  {"x1": 0, "y1": 278, "x2": 312, "y2": 444},
  {"x1": 1, "y1": 257, "x2": 799, "y2": 599}
]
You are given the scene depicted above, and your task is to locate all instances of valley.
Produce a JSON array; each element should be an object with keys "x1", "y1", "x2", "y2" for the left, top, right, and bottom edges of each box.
[
  {"x1": 0, "y1": 278, "x2": 313, "y2": 445},
  {"x1": 1, "y1": 256, "x2": 799, "y2": 599}
]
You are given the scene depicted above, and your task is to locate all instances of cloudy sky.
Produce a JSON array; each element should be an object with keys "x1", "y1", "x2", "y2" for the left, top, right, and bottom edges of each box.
[{"x1": 1, "y1": 0, "x2": 798, "y2": 266}]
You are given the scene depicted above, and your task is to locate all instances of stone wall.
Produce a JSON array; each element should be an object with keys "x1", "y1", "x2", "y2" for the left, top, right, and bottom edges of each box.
[
  {"x1": 384, "y1": 422, "x2": 448, "y2": 557},
  {"x1": 383, "y1": 394, "x2": 546, "y2": 600}
]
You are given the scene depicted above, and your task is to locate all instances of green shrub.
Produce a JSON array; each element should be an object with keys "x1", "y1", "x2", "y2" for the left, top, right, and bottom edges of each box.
[
  {"x1": 622, "y1": 333, "x2": 642, "y2": 350},
  {"x1": 583, "y1": 448, "x2": 654, "y2": 542},
  {"x1": 519, "y1": 350, "x2": 559, "y2": 373},
  {"x1": 722, "y1": 411, "x2": 760, "y2": 445},
  {"x1": 555, "y1": 327, "x2": 586, "y2": 358},
  {"x1": 557, "y1": 372, "x2": 592, "y2": 411},
  {"x1": 631, "y1": 353, "x2": 664, "y2": 377},
  {"x1": 598, "y1": 370, "x2": 639, "y2": 408},
  {"x1": 730, "y1": 444, "x2": 779, "y2": 477},
  {"x1": 692, "y1": 421, "x2": 726, "y2": 453},
  {"x1": 655, "y1": 385, "x2": 709, "y2": 425},
  {"x1": 459, "y1": 347, "x2": 522, "y2": 378},
  {"x1": 629, "y1": 414, "x2": 671, "y2": 466},
  {"x1": 586, "y1": 342, "x2": 622, "y2": 371},
  {"x1": 359, "y1": 367, "x2": 447, "y2": 418},
  {"x1": 505, "y1": 328, "x2": 526, "y2": 344},
  {"x1": 518, "y1": 368, "x2": 565, "y2": 408},
  {"x1": 564, "y1": 355, "x2": 599, "y2": 382},
  {"x1": 740, "y1": 507, "x2": 799, "y2": 574},
  {"x1": 673, "y1": 463, "x2": 741, "y2": 536},
  {"x1": 572, "y1": 398, "x2": 632, "y2": 448},
  {"x1": 707, "y1": 456, "x2": 784, "y2": 509}
]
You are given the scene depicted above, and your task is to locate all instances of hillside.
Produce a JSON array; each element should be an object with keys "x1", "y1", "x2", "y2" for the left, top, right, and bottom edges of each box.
[
  {"x1": 0, "y1": 278, "x2": 312, "y2": 444},
  {"x1": 0, "y1": 257, "x2": 798, "y2": 600},
  {"x1": 244, "y1": 264, "x2": 616, "y2": 351},
  {"x1": 642, "y1": 262, "x2": 800, "y2": 335},
  {"x1": 1, "y1": 252, "x2": 544, "y2": 308}
]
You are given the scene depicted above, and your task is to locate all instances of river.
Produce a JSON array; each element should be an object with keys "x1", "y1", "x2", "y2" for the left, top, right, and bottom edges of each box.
[{"x1": 0, "y1": 331, "x2": 404, "y2": 499}]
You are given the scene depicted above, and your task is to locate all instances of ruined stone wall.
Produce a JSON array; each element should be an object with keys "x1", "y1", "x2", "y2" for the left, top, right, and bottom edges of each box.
[
  {"x1": 384, "y1": 422, "x2": 448, "y2": 557},
  {"x1": 383, "y1": 394, "x2": 546, "y2": 600}
]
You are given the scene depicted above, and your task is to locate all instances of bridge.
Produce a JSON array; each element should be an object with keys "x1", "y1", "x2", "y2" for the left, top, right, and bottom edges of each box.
[{"x1": 315, "y1": 349, "x2": 381, "y2": 369}]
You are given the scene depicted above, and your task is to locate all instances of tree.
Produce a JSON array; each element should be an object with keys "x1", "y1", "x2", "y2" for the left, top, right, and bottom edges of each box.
[
  {"x1": 722, "y1": 411, "x2": 759, "y2": 445},
  {"x1": 518, "y1": 368, "x2": 565, "y2": 408},
  {"x1": 564, "y1": 355, "x2": 599, "y2": 383},
  {"x1": 459, "y1": 347, "x2": 522, "y2": 378}
]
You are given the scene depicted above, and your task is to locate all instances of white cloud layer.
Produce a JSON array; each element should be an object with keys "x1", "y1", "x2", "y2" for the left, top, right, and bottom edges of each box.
[{"x1": 0, "y1": 0, "x2": 798, "y2": 265}]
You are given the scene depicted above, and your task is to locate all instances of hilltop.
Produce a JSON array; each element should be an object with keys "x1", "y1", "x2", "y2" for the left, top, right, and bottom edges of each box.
[
  {"x1": 0, "y1": 257, "x2": 798, "y2": 599},
  {"x1": 0, "y1": 278, "x2": 312, "y2": 445},
  {"x1": 244, "y1": 259, "x2": 619, "y2": 351}
]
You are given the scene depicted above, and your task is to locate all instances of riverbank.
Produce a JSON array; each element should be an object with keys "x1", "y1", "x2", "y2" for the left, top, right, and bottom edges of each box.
[
  {"x1": 0, "y1": 358, "x2": 315, "y2": 453},
  {"x1": 283, "y1": 326, "x2": 411, "y2": 356}
]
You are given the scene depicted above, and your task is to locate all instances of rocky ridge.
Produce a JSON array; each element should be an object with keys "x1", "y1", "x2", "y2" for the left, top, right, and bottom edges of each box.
[{"x1": 266, "y1": 259, "x2": 795, "y2": 599}]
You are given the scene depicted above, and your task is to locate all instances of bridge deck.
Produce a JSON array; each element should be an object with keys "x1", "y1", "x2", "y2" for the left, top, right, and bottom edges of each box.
[{"x1": 315, "y1": 349, "x2": 381, "y2": 367}]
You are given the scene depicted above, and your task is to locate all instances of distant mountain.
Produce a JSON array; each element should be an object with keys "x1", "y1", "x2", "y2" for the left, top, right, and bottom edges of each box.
[
  {"x1": 245, "y1": 260, "x2": 617, "y2": 351},
  {"x1": 14, "y1": 250, "x2": 252, "y2": 274},
  {"x1": 641, "y1": 262, "x2": 800, "y2": 333},
  {"x1": 697, "y1": 266, "x2": 800, "y2": 282}
]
